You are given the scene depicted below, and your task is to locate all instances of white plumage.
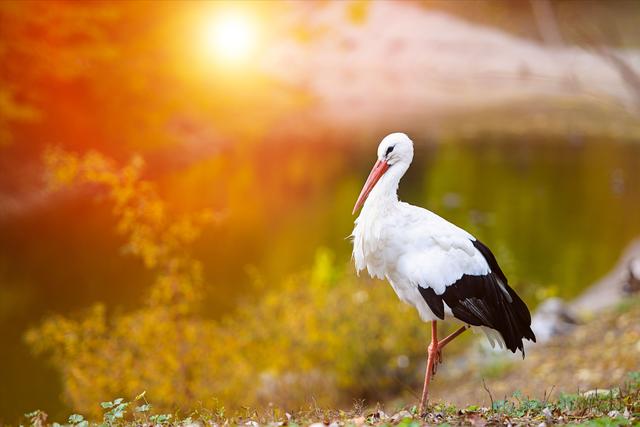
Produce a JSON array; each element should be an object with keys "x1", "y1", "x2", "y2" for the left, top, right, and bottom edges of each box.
[
  {"x1": 355, "y1": 202, "x2": 490, "y2": 315},
  {"x1": 350, "y1": 133, "x2": 535, "y2": 413}
]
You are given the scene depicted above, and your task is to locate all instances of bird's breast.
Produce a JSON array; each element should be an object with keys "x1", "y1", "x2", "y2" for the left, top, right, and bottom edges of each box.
[{"x1": 351, "y1": 214, "x2": 405, "y2": 280}]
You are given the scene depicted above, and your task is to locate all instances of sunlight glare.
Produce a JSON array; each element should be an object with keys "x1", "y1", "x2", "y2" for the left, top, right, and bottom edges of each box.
[{"x1": 201, "y1": 11, "x2": 257, "y2": 64}]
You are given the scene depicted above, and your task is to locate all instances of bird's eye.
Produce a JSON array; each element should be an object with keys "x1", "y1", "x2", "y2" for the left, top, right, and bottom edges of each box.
[{"x1": 385, "y1": 146, "x2": 394, "y2": 156}]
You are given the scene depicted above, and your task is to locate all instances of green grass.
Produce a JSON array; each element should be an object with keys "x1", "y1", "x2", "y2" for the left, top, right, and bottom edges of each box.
[{"x1": 20, "y1": 371, "x2": 640, "y2": 427}]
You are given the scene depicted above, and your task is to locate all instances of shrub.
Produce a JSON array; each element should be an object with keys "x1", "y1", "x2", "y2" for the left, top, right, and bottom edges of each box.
[{"x1": 27, "y1": 149, "x2": 429, "y2": 415}]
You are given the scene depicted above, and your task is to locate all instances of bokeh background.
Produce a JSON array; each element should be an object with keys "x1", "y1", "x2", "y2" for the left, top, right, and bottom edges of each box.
[{"x1": 1, "y1": 0, "x2": 640, "y2": 422}]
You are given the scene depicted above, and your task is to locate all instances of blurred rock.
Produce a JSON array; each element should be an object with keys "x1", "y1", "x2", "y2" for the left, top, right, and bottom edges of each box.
[
  {"x1": 389, "y1": 410, "x2": 412, "y2": 422},
  {"x1": 623, "y1": 257, "x2": 640, "y2": 295},
  {"x1": 366, "y1": 410, "x2": 388, "y2": 421},
  {"x1": 530, "y1": 238, "x2": 640, "y2": 345},
  {"x1": 531, "y1": 297, "x2": 579, "y2": 343},
  {"x1": 581, "y1": 388, "x2": 619, "y2": 398},
  {"x1": 347, "y1": 416, "x2": 366, "y2": 426},
  {"x1": 572, "y1": 238, "x2": 640, "y2": 313}
]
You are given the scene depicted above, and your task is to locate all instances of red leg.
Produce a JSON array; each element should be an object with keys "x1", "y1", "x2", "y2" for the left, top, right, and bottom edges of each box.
[
  {"x1": 418, "y1": 323, "x2": 468, "y2": 416},
  {"x1": 438, "y1": 325, "x2": 467, "y2": 351},
  {"x1": 418, "y1": 321, "x2": 439, "y2": 415}
]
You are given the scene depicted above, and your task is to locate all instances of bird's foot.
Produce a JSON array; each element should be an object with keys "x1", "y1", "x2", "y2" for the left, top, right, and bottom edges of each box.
[{"x1": 427, "y1": 343, "x2": 443, "y2": 376}]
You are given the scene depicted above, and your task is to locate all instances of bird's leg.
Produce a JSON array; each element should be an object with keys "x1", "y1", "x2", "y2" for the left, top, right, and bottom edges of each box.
[
  {"x1": 418, "y1": 323, "x2": 468, "y2": 416},
  {"x1": 438, "y1": 325, "x2": 468, "y2": 351},
  {"x1": 432, "y1": 325, "x2": 468, "y2": 374},
  {"x1": 419, "y1": 321, "x2": 439, "y2": 416}
]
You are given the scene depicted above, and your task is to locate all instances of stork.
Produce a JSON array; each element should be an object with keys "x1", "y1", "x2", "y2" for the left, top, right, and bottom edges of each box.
[{"x1": 351, "y1": 133, "x2": 536, "y2": 414}]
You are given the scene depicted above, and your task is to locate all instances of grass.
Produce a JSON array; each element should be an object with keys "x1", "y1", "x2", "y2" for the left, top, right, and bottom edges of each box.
[{"x1": 19, "y1": 371, "x2": 639, "y2": 427}]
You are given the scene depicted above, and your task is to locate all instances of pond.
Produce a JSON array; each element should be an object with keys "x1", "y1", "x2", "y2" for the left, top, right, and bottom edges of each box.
[{"x1": 247, "y1": 136, "x2": 640, "y2": 305}]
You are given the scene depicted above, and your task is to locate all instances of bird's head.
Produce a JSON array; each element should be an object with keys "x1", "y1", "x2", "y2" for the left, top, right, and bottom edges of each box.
[
  {"x1": 377, "y1": 132, "x2": 414, "y2": 166},
  {"x1": 352, "y1": 133, "x2": 414, "y2": 215}
]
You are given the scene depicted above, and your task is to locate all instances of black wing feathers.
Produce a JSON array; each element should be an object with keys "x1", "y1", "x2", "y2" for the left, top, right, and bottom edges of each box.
[
  {"x1": 418, "y1": 239, "x2": 536, "y2": 355},
  {"x1": 418, "y1": 287, "x2": 445, "y2": 320},
  {"x1": 471, "y1": 240, "x2": 508, "y2": 285}
]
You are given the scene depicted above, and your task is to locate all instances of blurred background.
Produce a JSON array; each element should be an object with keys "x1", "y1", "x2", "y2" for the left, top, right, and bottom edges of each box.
[{"x1": 1, "y1": 0, "x2": 640, "y2": 422}]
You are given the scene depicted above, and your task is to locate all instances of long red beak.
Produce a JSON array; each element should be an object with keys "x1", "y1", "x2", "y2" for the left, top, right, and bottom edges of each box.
[{"x1": 352, "y1": 159, "x2": 389, "y2": 215}]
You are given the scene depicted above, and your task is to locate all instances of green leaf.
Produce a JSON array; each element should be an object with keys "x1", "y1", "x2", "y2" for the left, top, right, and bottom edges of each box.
[
  {"x1": 135, "y1": 404, "x2": 151, "y2": 413},
  {"x1": 113, "y1": 398, "x2": 124, "y2": 405},
  {"x1": 100, "y1": 402, "x2": 113, "y2": 409},
  {"x1": 68, "y1": 414, "x2": 84, "y2": 424},
  {"x1": 150, "y1": 414, "x2": 172, "y2": 424}
]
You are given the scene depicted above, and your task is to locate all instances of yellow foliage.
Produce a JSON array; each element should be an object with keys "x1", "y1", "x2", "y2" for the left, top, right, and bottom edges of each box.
[
  {"x1": 28, "y1": 149, "x2": 430, "y2": 416},
  {"x1": 211, "y1": 249, "x2": 427, "y2": 409}
]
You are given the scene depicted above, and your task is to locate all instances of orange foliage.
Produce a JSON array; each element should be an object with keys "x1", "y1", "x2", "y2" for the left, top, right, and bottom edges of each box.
[{"x1": 27, "y1": 149, "x2": 216, "y2": 413}]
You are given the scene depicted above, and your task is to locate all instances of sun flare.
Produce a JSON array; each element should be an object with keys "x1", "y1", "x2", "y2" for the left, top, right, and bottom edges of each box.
[{"x1": 201, "y1": 11, "x2": 257, "y2": 64}]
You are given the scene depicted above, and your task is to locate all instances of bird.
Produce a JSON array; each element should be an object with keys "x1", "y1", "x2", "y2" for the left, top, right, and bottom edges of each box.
[{"x1": 350, "y1": 133, "x2": 536, "y2": 414}]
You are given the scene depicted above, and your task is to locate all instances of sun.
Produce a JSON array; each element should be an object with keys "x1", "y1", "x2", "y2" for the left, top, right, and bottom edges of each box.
[{"x1": 201, "y1": 11, "x2": 257, "y2": 64}]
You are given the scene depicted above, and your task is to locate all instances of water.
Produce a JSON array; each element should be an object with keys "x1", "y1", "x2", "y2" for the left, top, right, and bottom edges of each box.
[
  {"x1": 254, "y1": 137, "x2": 640, "y2": 304},
  {"x1": 0, "y1": 137, "x2": 639, "y2": 419}
]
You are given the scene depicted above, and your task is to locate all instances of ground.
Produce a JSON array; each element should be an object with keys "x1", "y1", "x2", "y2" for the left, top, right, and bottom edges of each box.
[
  {"x1": 21, "y1": 298, "x2": 640, "y2": 427},
  {"x1": 429, "y1": 297, "x2": 640, "y2": 409}
]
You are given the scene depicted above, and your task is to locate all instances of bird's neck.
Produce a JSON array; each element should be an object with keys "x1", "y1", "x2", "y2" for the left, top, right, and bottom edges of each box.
[{"x1": 362, "y1": 162, "x2": 407, "y2": 214}]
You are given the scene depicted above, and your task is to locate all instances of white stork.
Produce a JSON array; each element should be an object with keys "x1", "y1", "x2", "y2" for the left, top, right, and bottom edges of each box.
[{"x1": 351, "y1": 133, "x2": 536, "y2": 414}]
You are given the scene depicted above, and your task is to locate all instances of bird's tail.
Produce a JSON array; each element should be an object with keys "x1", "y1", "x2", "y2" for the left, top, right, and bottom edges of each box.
[{"x1": 497, "y1": 280, "x2": 537, "y2": 356}]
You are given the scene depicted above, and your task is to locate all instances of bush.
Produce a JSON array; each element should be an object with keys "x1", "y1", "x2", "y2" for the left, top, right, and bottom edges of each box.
[{"x1": 27, "y1": 150, "x2": 429, "y2": 414}]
